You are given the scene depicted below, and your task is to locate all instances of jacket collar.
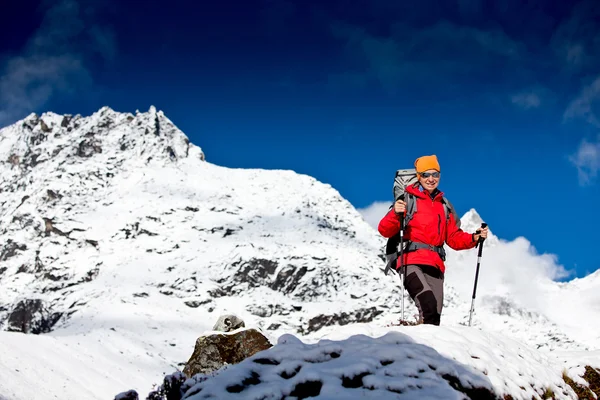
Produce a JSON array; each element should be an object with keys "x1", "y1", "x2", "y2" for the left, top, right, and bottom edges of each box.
[{"x1": 406, "y1": 182, "x2": 444, "y2": 201}]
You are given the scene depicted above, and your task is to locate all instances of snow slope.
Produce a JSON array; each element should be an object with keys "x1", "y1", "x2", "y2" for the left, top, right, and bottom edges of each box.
[{"x1": 0, "y1": 106, "x2": 598, "y2": 399}]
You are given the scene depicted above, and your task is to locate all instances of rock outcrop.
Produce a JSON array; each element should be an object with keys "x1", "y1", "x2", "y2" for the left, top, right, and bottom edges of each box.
[{"x1": 183, "y1": 328, "x2": 272, "y2": 377}]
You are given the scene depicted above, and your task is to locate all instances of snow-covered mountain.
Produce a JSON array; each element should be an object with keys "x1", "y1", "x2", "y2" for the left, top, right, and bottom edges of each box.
[{"x1": 0, "y1": 106, "x2": 598, "y2": 399}]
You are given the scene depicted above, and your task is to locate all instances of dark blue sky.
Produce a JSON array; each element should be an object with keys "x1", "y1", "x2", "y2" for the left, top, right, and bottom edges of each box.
[{"x1": 1, "y1": 0, "x2": 600, "y2": 279}]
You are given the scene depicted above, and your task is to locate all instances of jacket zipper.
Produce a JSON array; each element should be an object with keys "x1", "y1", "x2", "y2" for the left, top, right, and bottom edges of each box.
[{"x1": 437, "y1": 214, "x2": 441, "y2": 235}]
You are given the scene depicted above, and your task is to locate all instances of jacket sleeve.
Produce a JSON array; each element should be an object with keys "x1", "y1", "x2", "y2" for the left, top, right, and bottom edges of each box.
[
  {"x1": 445, "y1": 213, "x2": 478, "y2": 250},
  {"x1": 378, "y1": 208, "x2": 401, "y2": 238}
]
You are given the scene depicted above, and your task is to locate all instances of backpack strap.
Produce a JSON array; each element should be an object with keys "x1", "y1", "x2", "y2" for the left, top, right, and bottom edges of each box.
[
  {"x1": 404, "y1": 241, "x2": 447, "y2": 261},
  {"x1": 384, "y1": 230, "x2": 400, "y2": 275},
  {"x1": 384, "y1": 188, "x2": 415, "y2": 253},
  {"x1": 404, "y1": 192, "x2": 417, "y2": 226},
  {"x1": 441, "y1": 197, "x2": 460, "y2": 228}
]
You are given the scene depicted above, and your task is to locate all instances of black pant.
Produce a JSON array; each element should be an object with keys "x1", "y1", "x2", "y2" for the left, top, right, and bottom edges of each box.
[{"x1": 403, "y1": 265, "x2": 444, "y2": 325}]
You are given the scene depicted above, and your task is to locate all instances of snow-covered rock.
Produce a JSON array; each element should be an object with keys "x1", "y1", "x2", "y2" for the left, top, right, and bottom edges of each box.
[{"x1": 130, "y1": 325, "x2": 600, "y2": 400}]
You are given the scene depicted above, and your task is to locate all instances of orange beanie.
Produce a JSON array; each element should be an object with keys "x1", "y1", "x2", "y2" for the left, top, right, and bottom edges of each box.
[{"x1": 414, "y1": 155, "x2": 440, "y2": 173}]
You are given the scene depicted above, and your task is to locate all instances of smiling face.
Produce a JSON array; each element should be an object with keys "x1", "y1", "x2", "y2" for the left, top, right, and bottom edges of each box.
[{"x1": 418, "y1": 169, "x2": 440, "y2": 193}]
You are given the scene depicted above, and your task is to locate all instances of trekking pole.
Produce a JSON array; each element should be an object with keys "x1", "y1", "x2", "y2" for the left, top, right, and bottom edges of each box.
[
  {"x1": 468, "y1": 223, "x2": 487, "y2": 327},
  {"x1": 397, "y1": 212, "x2": 406, "y2": 322}
]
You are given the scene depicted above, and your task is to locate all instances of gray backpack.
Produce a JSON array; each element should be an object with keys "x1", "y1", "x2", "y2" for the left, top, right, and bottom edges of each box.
[{"x1": 384, "y1": 168, "x2": 460, "y2": 275}]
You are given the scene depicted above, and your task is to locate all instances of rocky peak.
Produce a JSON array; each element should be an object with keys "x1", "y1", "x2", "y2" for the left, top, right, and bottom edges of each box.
[
  {"x1": 1, "y1": 105, "x2": 206, "y2": 236},
  {"x1": 0, "y1": 106, "x2": 212, "y2": 334},
  {"x1": 1, "y1": 105, "x2": 205, "y2": 174}
]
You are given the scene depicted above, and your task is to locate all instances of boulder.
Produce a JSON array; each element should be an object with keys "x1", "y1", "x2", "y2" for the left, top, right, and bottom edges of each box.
[
  {"x1": 114, "y1": 389, "x2": 138, "y2": 400},
  {"x1": 183, "y1": 328, "x2": 272, "y2": 377},
  {"x1": 212, "y1": 314, "x2": 245, "y2": 332}
]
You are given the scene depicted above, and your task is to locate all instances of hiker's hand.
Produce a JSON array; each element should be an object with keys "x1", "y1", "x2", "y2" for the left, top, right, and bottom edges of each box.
[
  {"x1": 394, "y1": 199, "x2": 406, "y2": 215},
  {"x1": 474, "y1": 226, "x2": 489, "y2": 242}
]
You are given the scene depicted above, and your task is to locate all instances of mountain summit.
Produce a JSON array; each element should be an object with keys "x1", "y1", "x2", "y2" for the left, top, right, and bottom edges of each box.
[{"x1": 0, "y1": 105, "x2": 396, "y2": 338}]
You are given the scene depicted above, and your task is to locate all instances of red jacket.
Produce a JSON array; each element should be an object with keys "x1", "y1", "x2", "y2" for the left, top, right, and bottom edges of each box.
[{"x1": 378, "y1": 184, "x2": 478, "y2": 273}]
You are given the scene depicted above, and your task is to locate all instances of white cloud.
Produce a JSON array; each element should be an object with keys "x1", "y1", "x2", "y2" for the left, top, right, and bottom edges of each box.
[
  {"x1": 511, "y1": 91, "x2": 541, "y2": 109},
  {"x1": 0, "y1": 55, "x2": 90, "y2": 114},
  {"x1": 551, "y1": 0, "x2": 600, "y2": 72},
  {"x1": 565, "y1": 43, "x2": 585, "y2": 66},
  {"x1": 329, "y1": 20, "x2": 526, "y2": 95},
  {"x1": 564, "y1": 75, "x2": 600, "y2": 185},
  {"x1": 357, "y1": 201, "x2": 391, "y2": 230},
  {"x1": 0, "y1": 0, "x2": 116, "y2": 127},
  {"x1": 564, "y1": 75, "x2": 600, "y2": 127},
  {"x1": 448, "y1": 235, "x2": 570, "y2": 308},
  {"x1": 88, "y1": 25, "x2": 118, "y2": 62},
  {"x1": 569, "y1": 136, "x2": 600, "y2": 186}
]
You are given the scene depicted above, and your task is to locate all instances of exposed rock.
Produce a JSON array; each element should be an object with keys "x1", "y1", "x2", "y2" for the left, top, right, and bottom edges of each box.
[
  {"x1": 40, "y1": 119, "x2": 51, "y2": 132},
  {"x1": 266, "y1": 323, "x2": 281, "y2": 331},
  {"x1": 145, "y1": 371, "x2": 187, "y2": 400},
  {"x1": 61, "y1": 115, "x2": 71, "y2": 127},
  {"x1": 16, "y1": 195, "x2": 30, "y2": 209},
  {"x1": 233, "y1": 258, "x2": 278, "y2": 286},
  {"x1": 5, "y1": 299, "x2": 62, "y2": 334},
  {"x1": 47, "y1": 189, "x2": 61, "y2": 200},
  {"x1": 154, "y1": 114, "x2": 161, "y2": 136},
  {"x1": 218, "y1": 258, "x2": 314, "y2": 297},
  {"x1": 166, "y1": 146, "x2": 176, "y2": 160},
  {"x1": 293, "y1": 267, "x2": 339, "y2": 300},
  {"x1": 247, "y1": 304, "x2": 293, "y2": 318},
  {"x1": 30, "y1": 132, "x2": 47, "y2": 146},
  {"x1": 114, "y1": 389, "x2": 139, "y2": 400},
  {"x1": 0, "y1": 240, "x2": 27, "y2": 261},
  {"x1": 183, "y1": 328, "x2": 272, "y2": 377},
  {"x1": 22, "y1": 120, "x2": 34, "y2": 131},
  {"x1": 44, "y1": 218, "x2": 54, "y2": 235},
  {"x1": 7, "y1": 154, "x2": 19, "y2": 166},
  {"x1": 43, "y1": 218, "x2": 67, "y2": 237},
  {"x1": 20, "y1": 148, "x2": 43, "y2": 168},
  {"x1": 305, "y1": 306, "x2": 384, "y2": 333},
  {"x1": 184, "y1": 299, "x2": 211, "y2": 308},
  {"x1": 271, "y1": 264, "x2": 308, "y2": 294},
  {"x1": 120, "y1": 222, "x2": 158, "y2": 239},
  {"x1": 11, "y1": 214, "x2": 37, "y2": 230},
  {"x1": 77, "y1": 138, "x2": 103, "y2": 157},
  {"x1": 213, "y1": 314, "x2": 245, "y2": 332}
]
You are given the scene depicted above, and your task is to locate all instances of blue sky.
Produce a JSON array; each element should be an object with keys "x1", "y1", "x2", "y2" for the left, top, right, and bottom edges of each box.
[{"x1": 1, "y1": 0, "x2": 599, "y2": 279}]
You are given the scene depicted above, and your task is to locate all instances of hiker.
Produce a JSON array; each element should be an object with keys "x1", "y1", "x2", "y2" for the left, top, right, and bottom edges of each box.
[{"x1": 378, "y1": 155, "x2": 489, "y2": 326}]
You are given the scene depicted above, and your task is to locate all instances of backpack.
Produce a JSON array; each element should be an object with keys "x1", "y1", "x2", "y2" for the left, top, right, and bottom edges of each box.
[{"x1": 383, "y1": 168, "x2": 460, "y2": 275}]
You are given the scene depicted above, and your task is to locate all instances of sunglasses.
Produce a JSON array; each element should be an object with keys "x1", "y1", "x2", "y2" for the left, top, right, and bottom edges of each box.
[{"x1": 420, "y1": 172, "x2": 440, "y2": 178}]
